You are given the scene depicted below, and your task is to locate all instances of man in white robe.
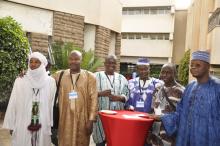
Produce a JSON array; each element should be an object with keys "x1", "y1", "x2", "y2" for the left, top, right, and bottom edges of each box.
[{"x1": 3, "y1": 52, "x2": 56, "y2": 146}]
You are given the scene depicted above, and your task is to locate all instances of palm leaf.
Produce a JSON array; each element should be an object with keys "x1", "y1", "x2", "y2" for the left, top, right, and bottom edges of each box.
[
  {"x1": 89, "y1": 58, "x2": 103, "y2": 72},
  {"x1": 52, "y1": 42, "x2": 102, "y2": 72}
]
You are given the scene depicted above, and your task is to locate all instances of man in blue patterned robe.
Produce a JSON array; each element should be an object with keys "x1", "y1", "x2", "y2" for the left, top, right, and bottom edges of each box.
[
  {"x1": 126, "y1": 58, "x2": 163, "y2": 113},
  {"x1": 152, "y1": 50, "x2": 220, "y2": 146}
]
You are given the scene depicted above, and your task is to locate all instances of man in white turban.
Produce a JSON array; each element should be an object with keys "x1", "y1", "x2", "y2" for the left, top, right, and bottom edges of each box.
[{"x1": 3, "y1": 52, "x2": 57, "y2": 146}]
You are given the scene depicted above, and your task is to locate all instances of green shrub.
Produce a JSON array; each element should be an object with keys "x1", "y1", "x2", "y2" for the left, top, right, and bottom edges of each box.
[
  {"x1": 178, "y1": 49, "x2": 190, "y2": 86},
  {"x1": 150, "y1": 65, "x2": 162, "y2": 78},
  {"x1": 0, "y1": 16, "x2": 29, "y2": 102},
  {"x1": 52, "y1": 42, "x2": 103, "y2": 72}
]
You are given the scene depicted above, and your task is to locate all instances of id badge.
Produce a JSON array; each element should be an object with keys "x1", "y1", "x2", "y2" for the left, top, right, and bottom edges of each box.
[
  {"x1": 136, "y1": 101, "x2": 144, "y2": 108},
  {"x1": 69, "y1": 91, "x2": 78, "y2": 99}
]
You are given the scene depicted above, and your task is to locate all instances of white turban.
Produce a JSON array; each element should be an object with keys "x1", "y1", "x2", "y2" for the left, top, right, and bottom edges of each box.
[
  {"x1": 27, "y1": 52, "x2": 48, "y2": 88},
  {"x1": 29, "y1": 52, "x2": 48, "y2": 67}
]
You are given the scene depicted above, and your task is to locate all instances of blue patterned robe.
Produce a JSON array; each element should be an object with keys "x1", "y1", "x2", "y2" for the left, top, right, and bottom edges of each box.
[
  {"x1": 126, "y1": 77, "x2": 162, "y2": 113},
  {"x1": 161, "y1": 77, "x2": 220, "y2": 146}
]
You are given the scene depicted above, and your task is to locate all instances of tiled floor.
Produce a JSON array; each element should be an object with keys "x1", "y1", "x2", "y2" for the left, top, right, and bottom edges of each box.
[{"x1": 0, "y1": 113, "x2": 96, "y2": 146}]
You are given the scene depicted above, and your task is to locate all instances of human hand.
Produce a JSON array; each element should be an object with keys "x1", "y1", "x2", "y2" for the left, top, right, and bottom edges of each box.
[
  {"x1": 148, "y1": 114, "x2": 161, "y2": 121},
  {"x1": 98, "y1": 90, "x2": 111, "y2": 97},
  {"x1": 18, "y1": 69, "x2": 26, "y2": 78},
  {"x1": 109, "y1": 95, "x2": 125, "y2": 102},
  {"x1": 128, "y1": 105, "x2": 134, "y2": 111},
  {"x1": 85, "y1": 120, "x2": 93, "y2": 135},
  {"x1": 154, "y1": 102, "x2": 160, "y2": 108}
]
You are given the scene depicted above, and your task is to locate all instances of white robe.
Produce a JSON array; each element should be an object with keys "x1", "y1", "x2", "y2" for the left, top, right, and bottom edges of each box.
[{"x1": 3, "y1": 76, "x2": 56, "y2": 146}]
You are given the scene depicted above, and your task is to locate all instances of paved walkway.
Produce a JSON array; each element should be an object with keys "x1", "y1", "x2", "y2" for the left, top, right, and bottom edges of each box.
[
  {"x1": 0, "y1": 113, "x2": 11, "y2": 146},
  {"x1": 0, "y1": 113, "x2": 96, "y2": 146}
]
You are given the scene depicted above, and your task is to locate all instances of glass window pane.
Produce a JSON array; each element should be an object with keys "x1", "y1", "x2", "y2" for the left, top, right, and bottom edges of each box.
[
  {"x1": 165, "y1": 7, "x2": 170, "y2": 14},
  {"x1": 134, "y1": 9, "x2": 141, "y2": 15},
  {"x1": 122, "y1": 34, "x2": 127, "y2": 39},
  {"x1": 128, "y1": 34, "x2": 134, "y2": 39},
  {"x1": 158, "y1": 34, "x2": 163, "y2": 40},
  {"x1": 136, "y1": 34, "x2": 141, "y2": 39},
  {"x1": 165, "y1": 34, "x2": 169, "y2": 40},
  {"x1": 144, "y1": 8, "x2": 149, "y2": 14},
  {"x1": 150, "y1": 34, "x2": 157, "y2": 40},
  {"x1": 122, "y1": 10, "x2": 127, "y2": 15},
  {"x1": 128, "y1": 9, "x2": 134, "y2": 15},
  {"x1": 150, "y1": 8, "x2": 157, "y2": 15},
  {"x1": 143, "y1": 34, "x2": 150, "y2": 40},
  {"x1": 158, "y1": 8, "x2": 164, "y2": 14}
]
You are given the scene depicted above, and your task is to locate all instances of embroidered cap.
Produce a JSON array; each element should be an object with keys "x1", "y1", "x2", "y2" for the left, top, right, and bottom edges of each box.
[
  {"x1": 136, "y1": 58, "x2": 150, "y2": 66},
  {"x1": 191, "y1": 50, "x2": 210, "y2": 63}
]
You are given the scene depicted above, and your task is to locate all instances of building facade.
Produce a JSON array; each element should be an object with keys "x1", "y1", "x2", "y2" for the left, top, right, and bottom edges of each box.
[
  {"x1": 120, "y1": 0, "x2": 176, "y2": 75},
  {"x1": 185, "y1": 0, "x2": 220, "y2": 79},
  {"x1": 0, "y1": 0, "x2": 122, "y2": 71},
  {"x1": 208, "y1": 0, "x2": 220, "y2": 78}
]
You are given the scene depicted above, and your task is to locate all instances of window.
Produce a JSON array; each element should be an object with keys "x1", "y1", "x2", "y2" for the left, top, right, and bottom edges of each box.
[
  {"x1": 122, "y1": 33, "x2": 170, "y2": 40},
  {"x1": 122, "y1": 34, "x2": 127, "y2": 39},
  {"x1": 123, "y1": 6, "x2": 172, "y2": 15},
  {"x1": 128, "y1": 34, "x2": 135, "y2": 39},
  {"x1": 164, "y1": 7, "x2": 171, "y2": 14},
  {"x1": 122, "y1": 8, "x2": 128, "y2": 15},
  {"x1": 150, "y1": 8, "x2": 157, "y2": 15},
  {"x1": 122, "y1": 10, "x2": 127, "y2": 15},
  {"x1": 144, "y1": 8, "x2": 149, "y2": 14},
  {"x1": 143, "y1": 34, "x2": 150, "y2": 40},
  {"x1": 134, "y1": 8, "x2": 141, "y2": 15},
  {"x1": 218, "y1": 14, "x2": 220, "y2": 25},
  {"x1": 157, "y1": 34, "x2": 164, "y2": 40},
  {"x1": 135, "y1": 34, "x2": 141, "y2": 39},
  {"x1": 158, "y1": 8, "x2": 165, "y2": 14},
  {"x1": 128, "y1": 9, "x2": 135, "y2": 15},
  {"x1": 165, "y1": 34, "x2": 169, "y2": 40}
]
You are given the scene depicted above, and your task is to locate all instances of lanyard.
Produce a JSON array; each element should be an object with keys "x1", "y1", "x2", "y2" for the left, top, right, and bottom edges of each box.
[
  {"x1": 105, "y1": 72, "x2": 115, "y2": 89},
  {"x1": 139, "y1": 79, "x2": 147, "y2": 95},
  {"x1": 32, "y1": 88, "x2": 39, "y2": 96},
  {"x1": 32, "y1": 88, "x2": 40, "y2": 102},
  {"x1": 70, "y1": 73, "x2": 80, "y2": 90}
]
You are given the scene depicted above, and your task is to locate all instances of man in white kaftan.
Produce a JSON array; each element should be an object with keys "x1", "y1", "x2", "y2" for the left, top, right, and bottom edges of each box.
[{"x1": 3, "y1": 52, "x2": 56, "y2": 146}]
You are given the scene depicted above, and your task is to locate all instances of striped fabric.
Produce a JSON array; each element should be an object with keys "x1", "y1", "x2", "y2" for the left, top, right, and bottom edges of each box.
[{"x1": 92, "y1": 71, "x2": 129, "y2": 144}]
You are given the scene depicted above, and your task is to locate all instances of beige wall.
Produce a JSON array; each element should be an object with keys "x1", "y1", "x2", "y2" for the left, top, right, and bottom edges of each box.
[
  {"x1": 185, "y1": 0, "x2": 220, "y2": 80},
  {"x1": 172, "y1": 10, "x2": 187, "y2": 64},
  {"x1": 0, "y1": 1, "x2": 53, "y2": 35},
  {"x1": 185, "y1": 0, "x2": 212, "y2": 52},
  {"x1": 121, "y1": 39, "x2": 173, "y2": 57},
  {"x1": 8, "y1": 0, "x2": 122, "y2": 32},
  {"x1": 122, "y1": 15, "x2": 174, "y2": 33},
  {"x1": 214, "y1": 0, "x2": 220, "y2": 11},
  {"x1": 52, "y1": 11, "x2": 84, "y2": 48},
  {"x1": 1, "y1": 0, "x2": 122, "y2": 72},
  {"x1": 208, "y1": 27, "x2": 220, "y2": 64}
]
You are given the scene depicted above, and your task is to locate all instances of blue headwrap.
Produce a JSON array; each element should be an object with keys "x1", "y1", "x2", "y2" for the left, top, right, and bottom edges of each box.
[
  {"x1": 191, "y1": 51, "x2": 210, "y2": 63},
  {"x1": 136, "y1": 58, "x2": 150, "y2": 66}
]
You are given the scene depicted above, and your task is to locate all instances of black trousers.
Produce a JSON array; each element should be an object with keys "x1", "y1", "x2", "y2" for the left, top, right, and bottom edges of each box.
[
  {"x1": 51, "y1": 129, "x2": 58, "y2": 146},
  {"x1": 96, "y1": 141, "x2": 106, "y2": 146}
]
